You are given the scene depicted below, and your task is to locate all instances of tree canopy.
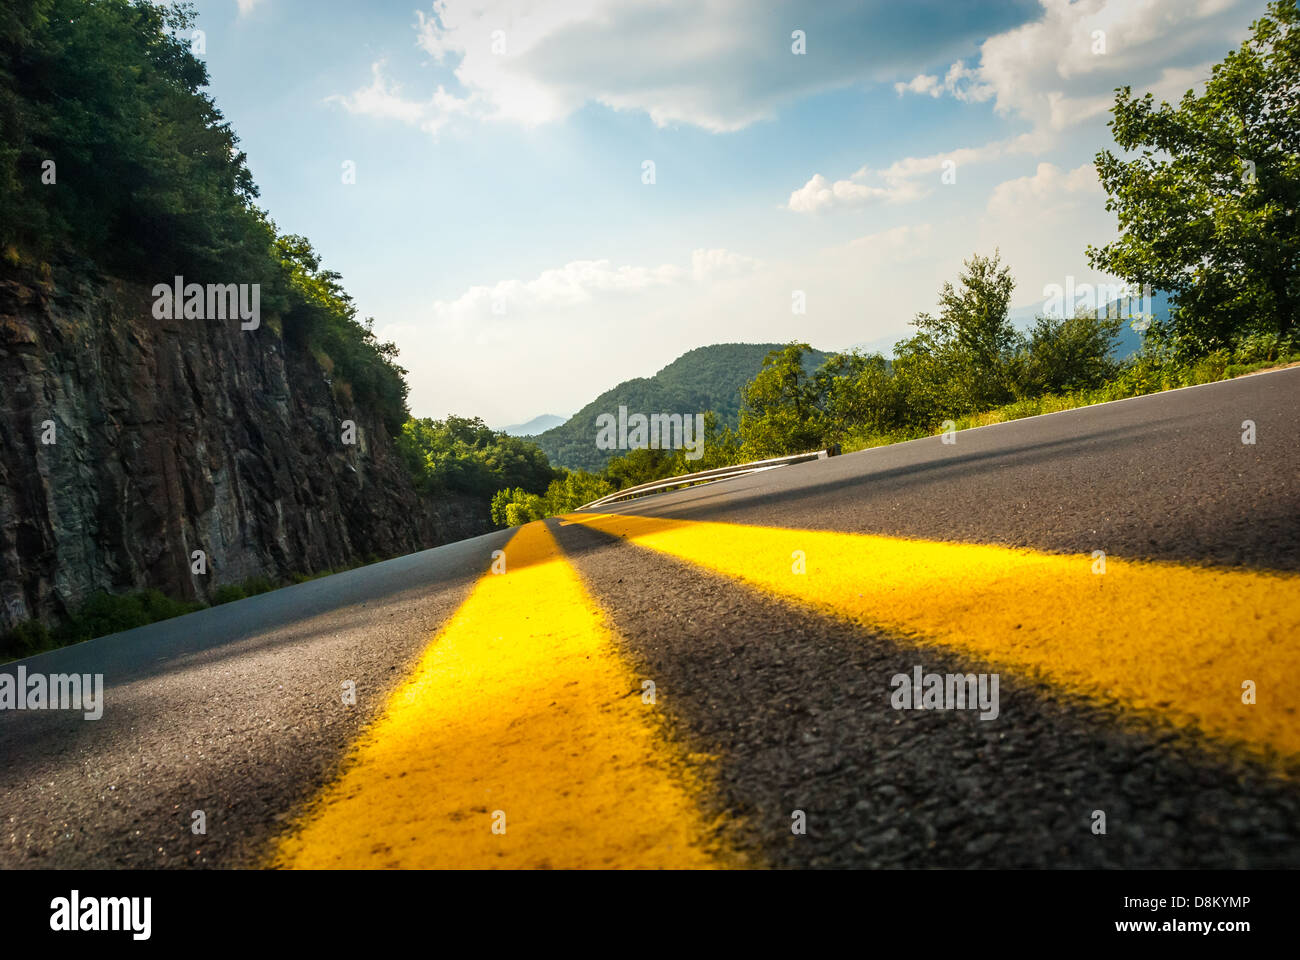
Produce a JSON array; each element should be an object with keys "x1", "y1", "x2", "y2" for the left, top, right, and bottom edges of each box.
[{"x1": 1088, "y1": 0, "x2": 1300, "y2": 353}]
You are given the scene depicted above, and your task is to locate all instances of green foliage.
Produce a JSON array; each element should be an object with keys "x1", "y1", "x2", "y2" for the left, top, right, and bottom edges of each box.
[
  {"x1": 894, "y1": 250, "x2": 1019, "y2": 418},
  {"x1": 738, "y1": 343, "x2": 830, "y2": 459},
  {"x1": 211, "y1": 575, "x2": 275, "y2": 605},
  {"x1": 667, "y1": 410, "x2": 742, "y2": 472},
  {"x1": 544, "y1": 471, "x2": 614, "y2": 513},
  {"x1": 0, "y1": 0, "x2": 263, "y2": 276},
  {"x1": 276, "y1": 235, "x2": 409, "y2": 433},
  {"x1": 0, "y1": 618, "x2": 51, "y2": 660},
  {"x1": 1010, "y1": 311, "x2": 1123, "y2": 396},
  {"x1": 820, "y1": 351, "x2": 900, "y2": 443},
  {"x1": 401, "y1": 416, "x2": 556, "y2": 500},
  {"x1": 52, "y1": 589, "x2": 205, "y2": 646},
  {"x1": 1087, "y1": 0, "x2": 1300, "y2": 353},
  {"x1": 490, "y1": 470, "x2": 615, "y2": 526},
  {"x1": 488, "y1": 412, "x2": 745, "y2": 527},
  {"x1": 603, "y1": 447, "x2": 678, "y2": 489}
]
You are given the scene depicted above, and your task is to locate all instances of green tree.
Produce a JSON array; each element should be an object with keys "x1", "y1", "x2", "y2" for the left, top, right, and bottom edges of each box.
[
  {"x1": 1011, "y1": 311, "x2": 1123, "y2": 396},
  {"x1": 1087, "y1": 0, "x2": 1300, "y2": 353},
  {"x1": 490, "y1": 487, "x2": 546, "y2": 526},
  {"x1": 0, "y1": 0, "x2": 265, "y2": 275},
  {"x1": 819, "y1": 351, "x2": 898, "y2": 442},
  {"x1": 909, "y1": 250, "x2": 1017, "y2": 409},
  {"x1": 603, "y1": 447, "x2": 678, "y2": 489},
  {"x1": 543, "y1": 471, "x2": 614, "y2": 514},
  {"x1": 738, "y1": 343, "x2": 828, "y2": 458},
  {"x1": 276, "y1": 234, "x2": 408, "y2": 432},
  {"x1": 400, "y1": 416, "x2": 555, "y2": 499},
  {"x1": 664, "y1": 410, "x2": 742, "y2": 472},
  {"x1": 891, "y1": 251, "x2": 1017, "y2": 421}
]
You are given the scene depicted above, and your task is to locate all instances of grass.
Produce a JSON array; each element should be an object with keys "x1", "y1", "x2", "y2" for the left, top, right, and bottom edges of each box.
[
  {"x1": 841, "y1": 350, "x2": 1300, "y2": 455},
  {"x1": 0, "y1": 557, "x2": 385, "y2": 664}
]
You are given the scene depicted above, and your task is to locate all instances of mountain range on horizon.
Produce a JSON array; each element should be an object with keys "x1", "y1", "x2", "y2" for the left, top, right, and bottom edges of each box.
[{"x1": 499, "y1": 414, "x2": 568, "y2": 437}]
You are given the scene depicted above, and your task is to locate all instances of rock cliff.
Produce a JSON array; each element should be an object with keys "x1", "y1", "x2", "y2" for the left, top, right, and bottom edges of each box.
[{"x1": 0, "y1": 265, "x2": 487, "y2": 631}]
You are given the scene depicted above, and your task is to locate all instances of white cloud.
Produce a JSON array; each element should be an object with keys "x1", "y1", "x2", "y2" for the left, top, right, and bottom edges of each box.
[
  {"x1": 789, "y1": 133, "x2": 1038, "y2": 214},
  {"x1": 787, "y1": 172, "x2": 922, "y2": 214},
  {"x1": 325, "y1": 62, "x2": 471, "y2": 135},
  {"x1": 897, "y1": 0, "x2": 1256, "y2": 132},
  {"x1": 895, "y1": 60, "x2": 993, "y2": 102},
  {"x1": 798, "y1": 0, "x2": 1256, "y2": 215},
  {"x1": 429, "y1": 258, "x2": 687, "y2": 335},
  {"x1": 380, "y1": 240, "x2": 940, "y2": 424},
  {"x1": 325, "y1": 0, "x2": 1039, "y2": 134},
  {"x1": 894, "y1": 74, "x2": 942, "y2": 98},
  {"x1": 985, "y1": 161, "x2": 1102, "y2": 221},
  {"x1": 977, "y1": 162, "x2": 1117, "y2": 305},
  {"x1": 235, "y1": 0, "x2": 265, "y2": 16}
]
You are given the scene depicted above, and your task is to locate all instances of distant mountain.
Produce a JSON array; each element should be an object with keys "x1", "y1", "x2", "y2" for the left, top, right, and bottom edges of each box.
[
  {"x1": 1007, "y1": 288, "x2": 1173, "y2": 360},
  {"x1": 500, "y1": 414, "x2": 567, "y2": 437},
  {"x1": 841, "y1": 334, "x2": 906, "y2": 357},
  {"x1": 535, "y1": 343, "x2": 832, "y2": 471}
]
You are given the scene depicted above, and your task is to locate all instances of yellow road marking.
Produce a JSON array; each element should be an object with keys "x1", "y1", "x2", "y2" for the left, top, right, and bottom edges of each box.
[
  {"x1": 565, "y1": 512, "x2": 1300, "y2": 766},
  {"x1": 274, "y1": 520, "x2": 727, "y2": 869}
]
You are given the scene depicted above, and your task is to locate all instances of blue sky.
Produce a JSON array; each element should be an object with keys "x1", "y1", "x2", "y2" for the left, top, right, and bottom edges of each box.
[{"x1": 187, "y1": 0, "x2": 1266, "y2": 426}]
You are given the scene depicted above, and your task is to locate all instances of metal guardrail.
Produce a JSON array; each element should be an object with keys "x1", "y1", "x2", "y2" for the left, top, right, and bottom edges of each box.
[{"x1": 576, "y1": 446, "x2": 840, "y2": 511}]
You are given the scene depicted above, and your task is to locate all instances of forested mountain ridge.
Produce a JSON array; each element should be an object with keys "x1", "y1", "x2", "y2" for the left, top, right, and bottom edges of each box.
[{"x1": 533, "y1": 342, "x2": 832, "y2": 470}]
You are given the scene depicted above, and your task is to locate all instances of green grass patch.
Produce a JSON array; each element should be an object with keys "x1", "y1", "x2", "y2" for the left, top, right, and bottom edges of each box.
[
  {"x1": 842, "y1": 353, "x2": 1299, "y2": 454},
  {"x1": 1, "y1": 557, "x2": 389, "y2": 664}
]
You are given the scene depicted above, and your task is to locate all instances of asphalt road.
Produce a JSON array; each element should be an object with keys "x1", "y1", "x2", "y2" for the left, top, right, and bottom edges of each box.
[{"x1": 2, "y1": 367, "x2": 1297, "y2": 868}]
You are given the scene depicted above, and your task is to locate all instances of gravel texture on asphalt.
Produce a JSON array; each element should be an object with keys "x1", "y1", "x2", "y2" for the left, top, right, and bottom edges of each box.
[{"x1": 553, "y1": 517, "x2": 1300, "y2": 868}]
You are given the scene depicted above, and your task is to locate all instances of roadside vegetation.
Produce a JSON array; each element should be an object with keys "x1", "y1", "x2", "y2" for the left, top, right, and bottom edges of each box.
[{"x1": 0, "y1": 563, "x2": 387, "y2": 662}]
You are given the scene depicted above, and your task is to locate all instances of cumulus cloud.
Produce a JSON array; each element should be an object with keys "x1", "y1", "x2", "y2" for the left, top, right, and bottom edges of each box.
[
  {"x1": 325, "y1": 61, "x2": 471, "y2": 135},
  {"x1": 895, "y1": 0, "x2": 1256, "y2": 131},
  {"x1": 787, "y1": 172, "x2": 922, "y2": 214},
  {"x1": 430, "y1": 258, "x2": 687, "y2": 333},
  {"x1": 895, "y1": 60, "x2": 993, "y2": 102},
  {"x1": 796, "y1": 0, "x2": 1256, "y2": 215},
  {"x1": 420, "y1": 248, "x2": 762, "y2": 339},
  {"x1": 331, "y1": 0, "x2": 1036, "y2": 134},
  {"x1": 985, "y1": 161, "x2": 1102, "y2": 222},
  {"x1": 788, "y1": 133, "x2": 1038, "y2": 213}
]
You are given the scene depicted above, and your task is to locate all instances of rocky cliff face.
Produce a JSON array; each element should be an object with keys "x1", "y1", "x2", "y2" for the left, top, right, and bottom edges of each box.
[{"x1": 0, "y1": 266, "x2": 487, "y2": 631}]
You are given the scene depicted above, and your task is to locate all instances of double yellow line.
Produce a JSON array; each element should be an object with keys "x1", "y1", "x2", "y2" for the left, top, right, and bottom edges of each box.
[
  {"x1": 274, "y1": 513, "x2": 1300, "y2": 868},
  {"x1": 274, "y1": 520, "x2": 727, "y2": 869}
]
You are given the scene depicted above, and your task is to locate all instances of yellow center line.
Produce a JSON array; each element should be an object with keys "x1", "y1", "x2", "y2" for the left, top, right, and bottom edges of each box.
[
  {"x1": 274, "y1": 520, "x2": 729, "y2": 869},
  {"x1": 563, "y1": 512, "x2": 1300, "y2": 767}
]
